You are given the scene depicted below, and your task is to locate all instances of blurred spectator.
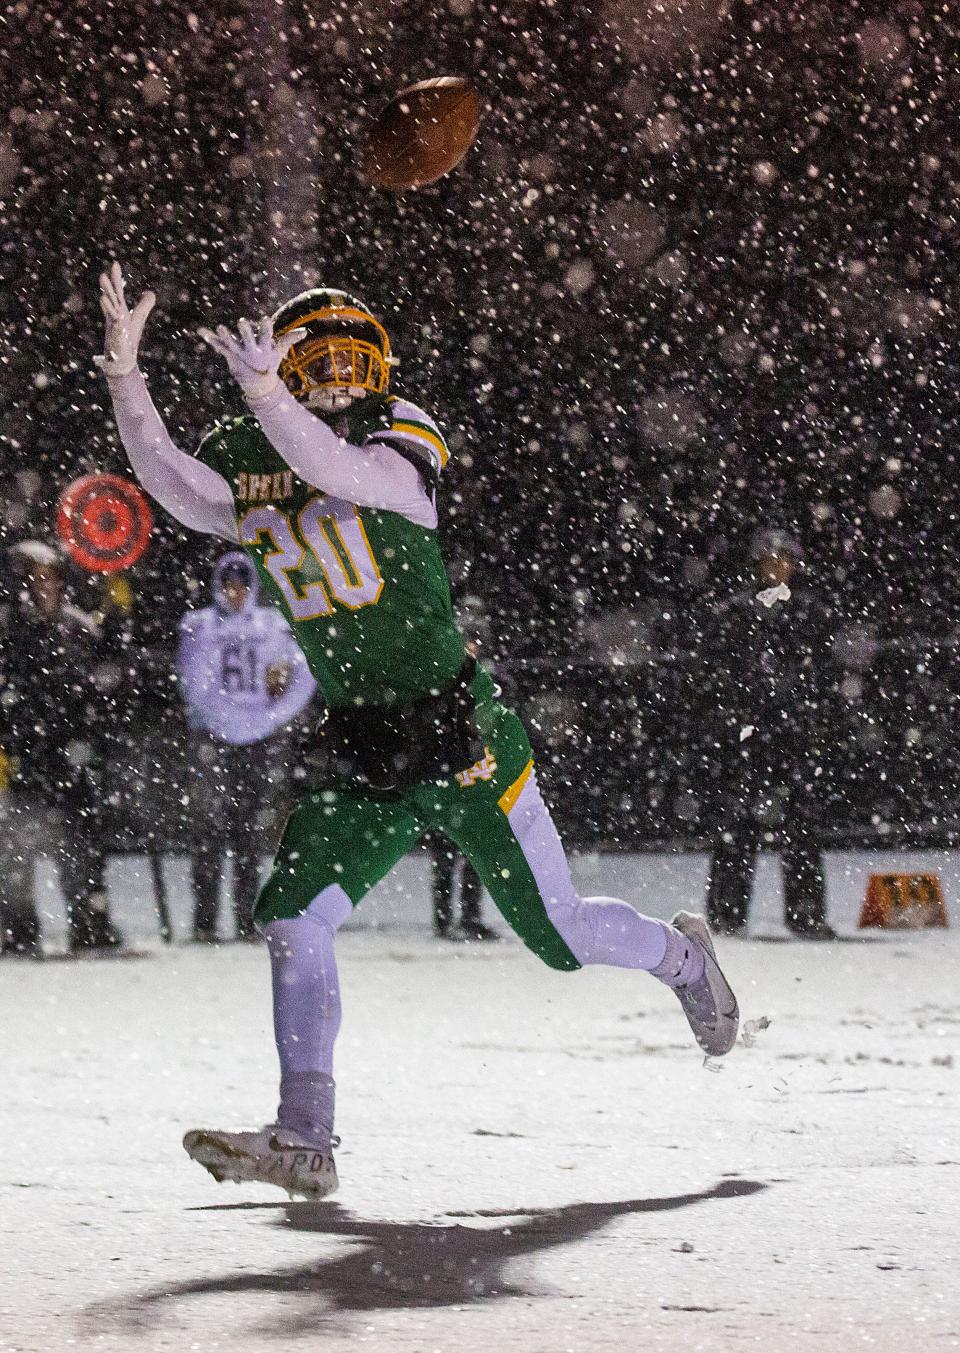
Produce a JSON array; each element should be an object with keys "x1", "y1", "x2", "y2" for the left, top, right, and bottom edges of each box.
[
  {"x1": 177, "y1": 552, "x2": 316, "y2": 941},
  {"x1": 0, "y1": 541, "x2": 123, "y2": 955},
  {"x1": 424, "y1": 833, "x2": 499, "y2": 942},
  {"x1": 424, "y1": 596, "x2": 500, "y2": 941},
  {"x1": 701, "y1": 531, "x2": 836, "y2": 939}
]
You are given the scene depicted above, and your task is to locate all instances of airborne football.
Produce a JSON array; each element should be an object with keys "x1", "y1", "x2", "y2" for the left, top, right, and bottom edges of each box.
[
  {"x1": 4, "y1": 5, "x2": 959, "y2": 1353},
  {"x1": 361, "y1": 76, "x2": 482, "y2": 191}
]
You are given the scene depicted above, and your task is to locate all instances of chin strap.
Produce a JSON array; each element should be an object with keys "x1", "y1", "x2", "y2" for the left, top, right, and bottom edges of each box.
[{"x1": 305, "y1": 386, "x2": 366, "y2": 413}]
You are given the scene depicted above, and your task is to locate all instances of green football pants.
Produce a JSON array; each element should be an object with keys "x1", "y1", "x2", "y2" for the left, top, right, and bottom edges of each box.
[{"x1": 254, "y1": 688, "x2": 580, "y2": 972}]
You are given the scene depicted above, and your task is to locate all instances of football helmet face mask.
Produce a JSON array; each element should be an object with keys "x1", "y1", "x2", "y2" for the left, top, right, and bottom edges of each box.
[{"x1": 271, "y1": 288, "x2": 395, "y2": 412}]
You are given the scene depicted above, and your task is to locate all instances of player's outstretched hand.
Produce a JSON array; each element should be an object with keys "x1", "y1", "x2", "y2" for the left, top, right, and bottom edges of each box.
[
  {"x1": 197, "y1": 317, "x2": 307, "y2": 403},
  {"x1": 94, "y1": 261, "x2": 156, "y2": 378}
]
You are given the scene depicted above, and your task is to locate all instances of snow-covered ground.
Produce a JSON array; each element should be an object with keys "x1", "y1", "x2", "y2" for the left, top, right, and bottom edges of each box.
[{"x1": 3, "y1": 849, "x2": 959, "y2": 1352}]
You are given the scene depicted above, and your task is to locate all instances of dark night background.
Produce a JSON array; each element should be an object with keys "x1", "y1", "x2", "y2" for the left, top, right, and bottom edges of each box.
[{"x1": 2, "y1": 0, "x2": 960, "y2": 847}]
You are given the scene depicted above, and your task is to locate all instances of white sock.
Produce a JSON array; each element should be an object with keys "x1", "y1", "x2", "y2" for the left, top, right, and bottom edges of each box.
[
  {"x1": 651, "y1": 922, "x2": 706, "y2": 988},
  {"x1": 264, "y1": 885, "x2": 352, "y2": 1148}
]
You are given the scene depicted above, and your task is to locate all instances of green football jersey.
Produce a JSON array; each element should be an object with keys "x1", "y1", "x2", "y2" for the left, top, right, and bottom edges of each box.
[{"x1": 195, "y1": 394, "x2": 465, "y2": 709}]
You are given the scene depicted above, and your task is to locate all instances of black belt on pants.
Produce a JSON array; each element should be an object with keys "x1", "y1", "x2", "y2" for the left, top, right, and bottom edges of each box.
[{"x1": 316, "y1": 656, "x2": 482, "y2": 798}]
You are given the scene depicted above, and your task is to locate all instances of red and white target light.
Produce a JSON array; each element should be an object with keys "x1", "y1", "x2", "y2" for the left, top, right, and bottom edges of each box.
[{"x1": 56, "y1": 474, "x2": 153, "y2": 573}]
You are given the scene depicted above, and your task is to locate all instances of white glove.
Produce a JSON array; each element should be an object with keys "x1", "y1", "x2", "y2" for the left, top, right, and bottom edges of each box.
[
  {"x1": 197, "y1": 316, "x2": 307, "y2": 403},
  {"x1": 94, "y1": 261, "x2": 156, "y2": 379}
]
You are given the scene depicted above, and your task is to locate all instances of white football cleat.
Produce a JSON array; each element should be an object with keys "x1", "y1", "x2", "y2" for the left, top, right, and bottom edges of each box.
[
  {"x1": 183, "y1": 1125, "x2": 339, "y2": 1200},
  {"x1": 670, "y1": 911, "x2": 740, "y2": 1056}
]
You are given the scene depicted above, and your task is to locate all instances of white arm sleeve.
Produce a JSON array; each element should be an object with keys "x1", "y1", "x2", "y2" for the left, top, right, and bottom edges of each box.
[
  {"x1": 105, "y1": 369, "x2": 239, "y2": 541},
  {"x1": 246, "y1": 383, "x2": 436, "y2": 528}
]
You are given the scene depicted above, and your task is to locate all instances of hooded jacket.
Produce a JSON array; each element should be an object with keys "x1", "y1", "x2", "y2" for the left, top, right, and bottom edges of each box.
[{"x1": 176, "y1": 552, "x2": 316, "y2": 745}]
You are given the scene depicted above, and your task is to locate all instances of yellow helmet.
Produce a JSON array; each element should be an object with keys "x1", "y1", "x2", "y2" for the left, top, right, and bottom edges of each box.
[{"x1": 271, "y1": 288, "x2": 394, "y2": 407}]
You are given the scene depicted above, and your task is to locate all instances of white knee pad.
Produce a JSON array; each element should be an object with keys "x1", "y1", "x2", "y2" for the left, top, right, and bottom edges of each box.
[{"x1": 303, "y1": 883, "x2": 353, "y2": 933}]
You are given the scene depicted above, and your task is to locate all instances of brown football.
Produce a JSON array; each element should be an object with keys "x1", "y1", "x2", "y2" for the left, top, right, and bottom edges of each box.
[{"x1": 361, "y1": 77, "x2": 482, "y2": 192}]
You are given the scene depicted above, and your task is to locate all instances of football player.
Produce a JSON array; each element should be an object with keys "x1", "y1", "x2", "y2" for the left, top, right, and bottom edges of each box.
[{"x1": 96, "y1": 261, "x2": 739, "y2": 1199}]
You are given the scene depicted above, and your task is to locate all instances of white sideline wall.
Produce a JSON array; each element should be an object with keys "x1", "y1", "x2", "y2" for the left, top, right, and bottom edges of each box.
[{"x1": 29, "y1": 847, "x2": 960, "y2": 945}]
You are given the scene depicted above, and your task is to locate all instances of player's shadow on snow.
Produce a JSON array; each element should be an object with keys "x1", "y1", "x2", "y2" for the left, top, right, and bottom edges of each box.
[{"x1": 99, "y1": 1177, "x2": 766, "y2": 1336}]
